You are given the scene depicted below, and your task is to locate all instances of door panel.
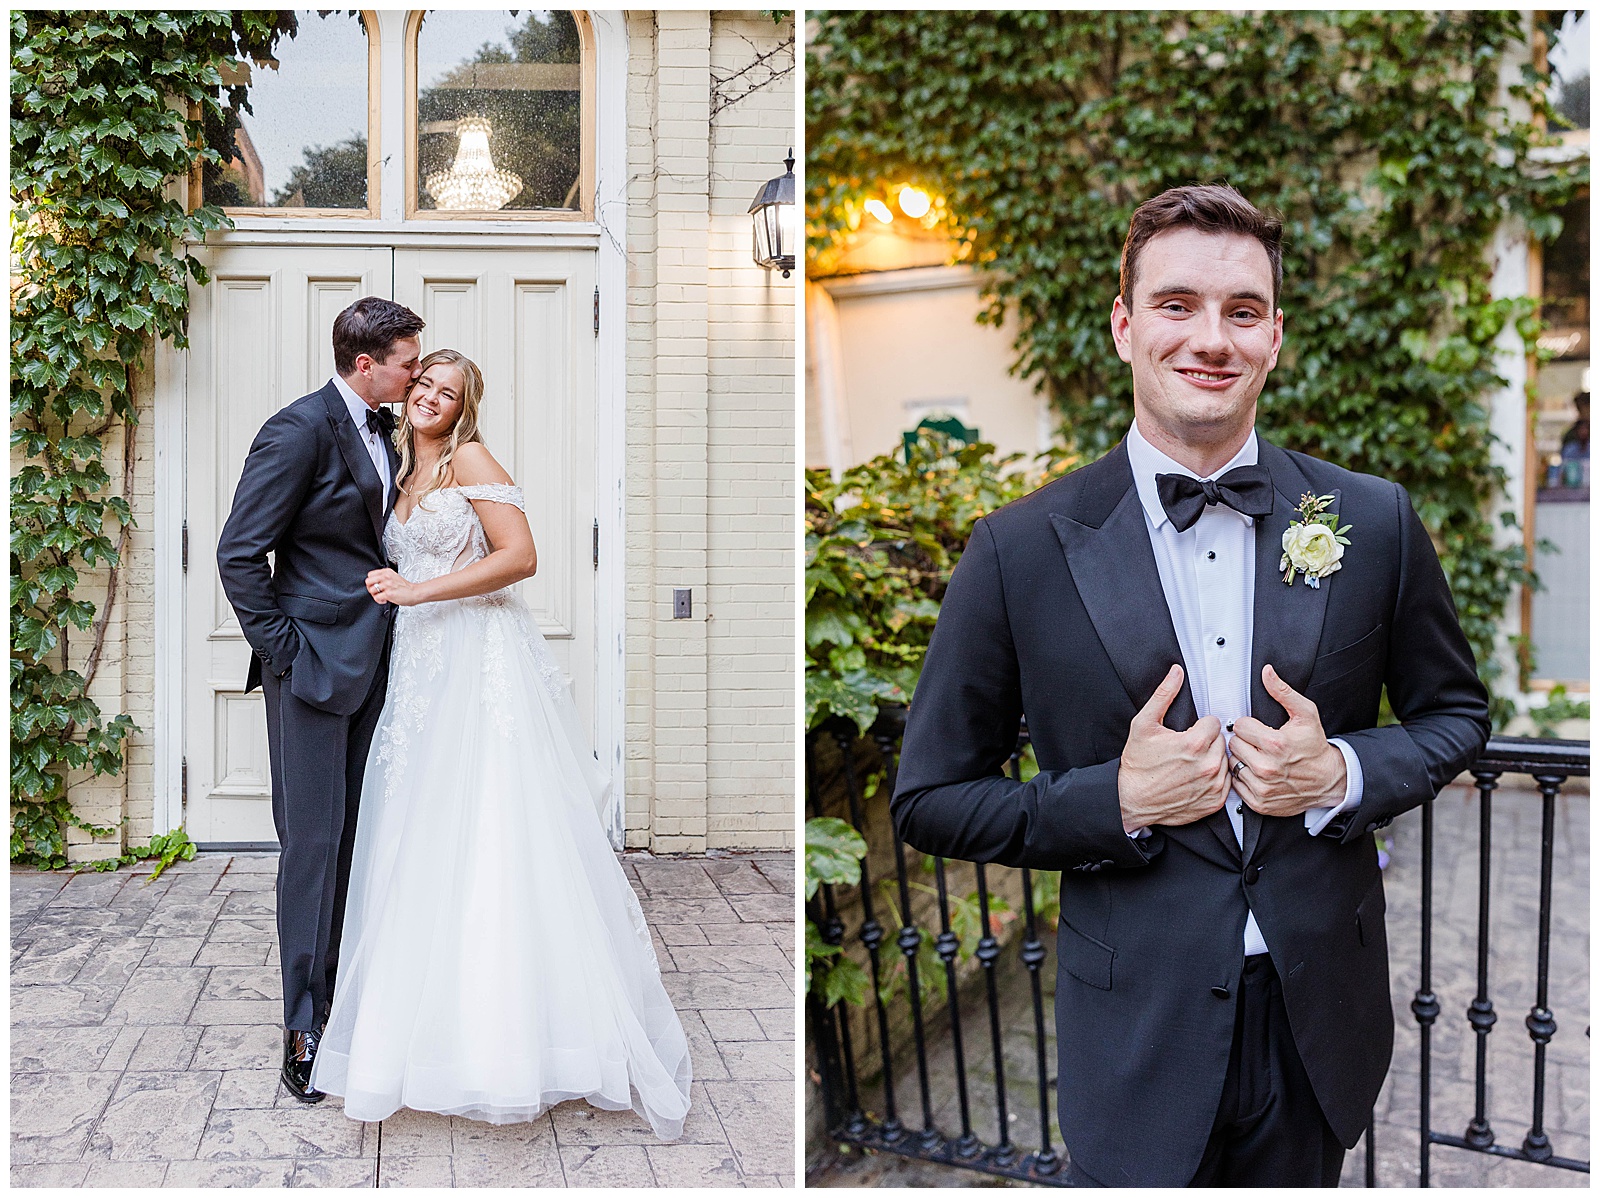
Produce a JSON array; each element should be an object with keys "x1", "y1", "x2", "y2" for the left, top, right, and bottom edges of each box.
[
  {"x1": 395, "y1": 249, "x2": 599, "y2": 732},
  {"x1": 184, "y1": 244, "x2": 601, "y2": 845},
  {"x1": 184, "y1": 247, "x2": 392, "y2": 844}
]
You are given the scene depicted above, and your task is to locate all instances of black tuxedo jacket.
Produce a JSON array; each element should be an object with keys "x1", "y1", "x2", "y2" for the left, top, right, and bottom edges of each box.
[
  {"x1": 217, "y1": 382, "x2": 400, "y2": 716},
  {"x1": 891, "y1": 436, "x2": 1490, "y2": 1186}
]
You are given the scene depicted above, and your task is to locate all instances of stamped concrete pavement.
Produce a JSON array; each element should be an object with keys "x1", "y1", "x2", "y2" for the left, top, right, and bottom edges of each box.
[{"x1": 12, "y1": 851, "x2": 797, "y2": 1188}]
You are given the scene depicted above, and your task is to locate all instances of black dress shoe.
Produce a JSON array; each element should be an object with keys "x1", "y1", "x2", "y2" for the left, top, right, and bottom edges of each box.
[{"x1": 282, "y1": 1028, "x2": 326, "y2": 1104}]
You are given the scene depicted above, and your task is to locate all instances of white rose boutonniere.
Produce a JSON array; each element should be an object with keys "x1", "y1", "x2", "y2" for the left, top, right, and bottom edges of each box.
[{"x1": 1280, "y1": 492, "x2": 1351, "y2": 588}]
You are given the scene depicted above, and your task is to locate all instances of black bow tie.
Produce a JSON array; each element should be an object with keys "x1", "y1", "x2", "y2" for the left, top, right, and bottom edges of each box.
[
  {"x1": 1155, "y1": 465, "x2": 1274, "y2": 532},
  {"x1": 364, "y1": 406, "x2": 396, "y2": 437}
]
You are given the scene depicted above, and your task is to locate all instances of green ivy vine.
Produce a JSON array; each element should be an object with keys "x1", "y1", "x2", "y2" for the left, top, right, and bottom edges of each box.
[
  {"x1": 10, "y1": 10, "x2": 293, "y2": 868},
  {"x1": 806, "y1": 10, "x2": 1587, "y2": 726}
]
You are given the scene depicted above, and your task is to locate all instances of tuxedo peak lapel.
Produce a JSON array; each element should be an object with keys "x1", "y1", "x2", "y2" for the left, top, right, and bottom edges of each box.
[
  {"x1": 1250, "y1": 439, "x2": 1336, "y2": 725},
  {"x1": 383, "y1": 431, "x2": 402, "y2": 519},
  {"x1": 1050, "y1": 445, "x2": 1242, "y2": 865},
  {"x1": 1243, "y1": 440, "x2": 1337, "y2": 863},
  {"x1": 1049, "y1": 446, "x2": 1197, "y2": 731},
  {"x1": 319, "y1": 384, "x2": 388, "y2": 550}
]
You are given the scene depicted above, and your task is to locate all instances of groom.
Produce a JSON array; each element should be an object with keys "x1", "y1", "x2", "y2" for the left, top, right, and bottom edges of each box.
[
  {"x1": 217, "y1": 297, "x2": 424, "y2": 1102},
  {"x1": 892, "y1": 185, "x2": 1491, "y2": 1185}
]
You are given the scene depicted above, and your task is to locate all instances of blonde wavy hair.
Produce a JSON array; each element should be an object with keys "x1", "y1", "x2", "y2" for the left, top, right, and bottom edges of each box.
[{"x1": 395, "y1": 349, "x2": 486, "y2": 505}]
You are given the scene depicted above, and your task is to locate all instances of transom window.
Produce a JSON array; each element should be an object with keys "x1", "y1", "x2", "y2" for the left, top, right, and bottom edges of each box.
[
  {"x1": 200, "y1": 10, "x2": 593, "y2": 221},
  {"x1": 201, "y1": 10, "x2": 377, "y2": 214},
  {"x1": 410, "y1": 10, "x2": 589, "y2": 218}
]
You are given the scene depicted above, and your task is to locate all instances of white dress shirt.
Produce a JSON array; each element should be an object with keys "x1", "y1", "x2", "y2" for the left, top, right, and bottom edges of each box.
[
  {"x1": 1125, "y1": 418, "x2": 1363, "y2": 956},
  {"x1": 332, "y1": 373, "x2": 392, "y2": 502}
]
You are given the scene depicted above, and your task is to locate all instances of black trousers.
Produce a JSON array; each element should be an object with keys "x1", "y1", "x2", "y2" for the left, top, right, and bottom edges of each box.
[
  {"x1": 260, "y1": 651, "x2": 389, "y2": 1032},
  {"x1": 1068, "y1": 955, "x2": 1346, "y2": 1188}
]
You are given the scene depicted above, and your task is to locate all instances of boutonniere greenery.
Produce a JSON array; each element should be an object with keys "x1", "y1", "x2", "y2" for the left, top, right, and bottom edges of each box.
[{"x1": 1280, "y1": 492, "x2": 1351, "y2": 588}]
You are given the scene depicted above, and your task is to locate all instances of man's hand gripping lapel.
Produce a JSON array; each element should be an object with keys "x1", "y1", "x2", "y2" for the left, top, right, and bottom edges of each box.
[
  {"x1": 1116, "y1": 663, "x2": 1233, "y2": 833},
  {"x1": 1227, "y1": 664, "x2": 1348, "y2": 817}
]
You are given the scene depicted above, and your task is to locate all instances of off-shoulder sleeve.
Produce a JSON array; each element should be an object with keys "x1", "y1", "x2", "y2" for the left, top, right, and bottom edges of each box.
[{"x1": 454, "y1": 483, "x2": 526, "y2": 511}]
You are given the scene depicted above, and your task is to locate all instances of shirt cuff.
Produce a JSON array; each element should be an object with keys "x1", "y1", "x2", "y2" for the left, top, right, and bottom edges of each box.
[{"x1": 1304, "y1": 738, "x2": 1363, "y2": 836}]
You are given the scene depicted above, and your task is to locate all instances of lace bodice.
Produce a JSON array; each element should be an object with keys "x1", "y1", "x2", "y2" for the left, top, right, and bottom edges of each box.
[
  {"x1": 385, "y1": 484, "x2": 525, "y2": 587},
  {"x1": 376, "y1": 477, "x2": 578, "y2": 802}
]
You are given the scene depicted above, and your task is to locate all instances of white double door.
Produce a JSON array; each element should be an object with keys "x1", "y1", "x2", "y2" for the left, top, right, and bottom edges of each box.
[{"x1": 184, "y1": 243, "x2": 599, "y2": 845}]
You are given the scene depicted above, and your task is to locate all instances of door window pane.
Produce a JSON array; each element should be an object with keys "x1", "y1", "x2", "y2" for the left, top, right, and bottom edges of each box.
[
  {"x1": 1530, "y1": 192, "x2": 1589, "y2": 685},
  {"x1": 1549, "y1": 10, "x2": 1589, "y2": 133},
  {"x1": 204, "y1": 11, "x2": 371, "y2": 210},
  {"x1": 415, "y1": 10, "x2": 583, "y2": 213}
]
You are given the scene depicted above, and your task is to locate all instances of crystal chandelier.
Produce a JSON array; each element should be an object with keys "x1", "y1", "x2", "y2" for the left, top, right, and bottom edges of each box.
[{"x1": 424, "y1": 116, "x2": 522, "y2": 211}]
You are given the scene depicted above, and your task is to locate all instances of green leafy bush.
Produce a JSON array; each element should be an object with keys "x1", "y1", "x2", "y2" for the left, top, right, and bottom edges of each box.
[
  {"x1": 806, "y1": 432, "x2": 1070, "y2": 733},
  {"x1": 1528, "y1": 685, "x2": 1591, "y2": 738},
  {"x1": 806, "y1": 440, "x2": 1068, "y2": 1012}
]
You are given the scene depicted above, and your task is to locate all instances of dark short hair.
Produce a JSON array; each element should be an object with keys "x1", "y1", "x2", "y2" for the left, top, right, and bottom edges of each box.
[
  {"x1": 1120, "y1": 184, "x2": 1284, "y2": 309},
  {"x1": 332, "y1": 297, "x2": 426, "y2": 375}
]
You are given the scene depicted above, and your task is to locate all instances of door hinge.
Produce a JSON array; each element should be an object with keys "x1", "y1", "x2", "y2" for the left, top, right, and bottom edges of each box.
[
  {"x1": 592, "y1": 519, "x2": 599, "y2": 570},
  {"x1": 593, "y1": 286, "x2": 600, "y2": 337},
  {"x1": 181, "y1": 757, "x2": 188, "y2": 805},
  {"x1": 181, "y1": 520, "x2": 189, "y2": 572}
]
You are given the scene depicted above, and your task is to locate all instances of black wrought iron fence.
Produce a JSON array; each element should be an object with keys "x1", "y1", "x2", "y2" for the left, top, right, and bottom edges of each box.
[
  {"x1": 1412, "y1": 737, "x2": 1590, "y2": 1182},
  {"x1": 806, "y1": 710, "x2": 1588, "y2": 1186}
]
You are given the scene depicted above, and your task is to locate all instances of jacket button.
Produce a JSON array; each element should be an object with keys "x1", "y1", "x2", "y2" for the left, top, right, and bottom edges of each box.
[
  {"x1": 1211, "y1": 985, "x2": 1230, "y2": 999},
  {"x1": 1365, "y1": 822, "x2": 1379, "y2": 833},
  {"x1": 1243, "y1": 864, "x2": 1260, "y2": 885}
]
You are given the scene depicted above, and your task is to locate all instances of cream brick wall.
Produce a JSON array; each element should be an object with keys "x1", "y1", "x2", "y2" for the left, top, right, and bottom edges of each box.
[
  {"x1": 57, "y1": 9, "x2": 796, "y2": 863},
  {"x1": 23, "y1": 360, "x2": 156, "y2": 864},
  {"x1": 624, "y1": 10, "x2": 661, "y2": 848},
  {"x1": 625, "y1": 11, "x2": 797, "y2": 853},
  {"x1": 706, "y1": 13, "x2": 796, "y2": 849},
  {"x1": 122, "y1": 372, "x2": 158, "y2": 851}
]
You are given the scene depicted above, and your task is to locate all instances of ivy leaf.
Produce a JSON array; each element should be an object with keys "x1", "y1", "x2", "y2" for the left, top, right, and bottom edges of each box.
[
  {"x1": 805, "y1": 669, "x2": 902, "y2": 733},
  {"x1": 13, "y1": 618, "x2": 59, "y2": 659},
  {"x1": 805, "y1": 605, "x2": 860, "y2": 650},
  {"x1": 34, "y1": 565, "x2": 78, "y2": 594},
  {"x1": 805, "y1": 817, "x2": 869, "y2": 898},
  {"x1": 820, "y1": 955, "x2": 872, "y2": 1008}
]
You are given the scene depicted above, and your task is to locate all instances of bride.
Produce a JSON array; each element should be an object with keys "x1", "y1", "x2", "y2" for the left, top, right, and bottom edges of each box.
[{"x1": 308, "y1": 348, "x2": 692, "y2": 1138}]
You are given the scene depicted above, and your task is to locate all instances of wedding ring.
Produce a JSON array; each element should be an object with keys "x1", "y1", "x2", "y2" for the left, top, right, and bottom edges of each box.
[{"x1": 1231, "y1": 760, "x2": 1247, "y2": 777}]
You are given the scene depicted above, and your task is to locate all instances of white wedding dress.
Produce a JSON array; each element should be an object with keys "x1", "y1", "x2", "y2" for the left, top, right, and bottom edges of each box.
[{"x1": 310, "y1": 484, "x2": 692, "y2": 1138}]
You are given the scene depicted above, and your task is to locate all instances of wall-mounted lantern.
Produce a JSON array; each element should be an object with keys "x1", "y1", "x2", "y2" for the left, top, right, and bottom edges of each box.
[{"x1": 749, "y1": 149, "x2": 796, "y2": 278}]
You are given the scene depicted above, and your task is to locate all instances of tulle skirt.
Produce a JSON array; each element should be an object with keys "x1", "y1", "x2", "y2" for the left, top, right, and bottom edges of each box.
[{"x1": 310, "y1": 593, "x2": 692, "y2": 1138}]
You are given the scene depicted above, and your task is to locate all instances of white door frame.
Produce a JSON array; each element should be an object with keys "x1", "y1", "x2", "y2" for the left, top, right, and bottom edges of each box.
[{"x1": 153, "y1": 11, "x2": 630, "y2": 843}]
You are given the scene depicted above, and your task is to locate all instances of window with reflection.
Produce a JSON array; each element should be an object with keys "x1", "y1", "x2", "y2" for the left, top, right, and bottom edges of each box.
[
  {"x1": 1525, "y1": 12, "x2": 1589, "y2": 688},
  {"x1": 413, "y1": 10, "x2": 585, "y2": 215},
  {"x1": 203, "y1": 11, "x2": 374, "y2": 211},
  {"x1": 1528, "y1": 191, "x2": 1589, "y2": 687},
  {"x1": 1547, "y1": 9, "x2": 1589, "y2": 136}
]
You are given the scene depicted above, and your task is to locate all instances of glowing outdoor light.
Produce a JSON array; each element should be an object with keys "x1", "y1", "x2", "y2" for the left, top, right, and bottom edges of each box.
[
  {"x1": 749, "y1": 149, "x2": 797, "y2": 277},
  {"x1": 424, "y1": 116, "x2": 522, "y2": 212},
  {"x1": 897, "y1": 185, "x2": 931, "y2": 219},
  {"x1": 864, "y1": 198, "x2": 893, "y2": 224}
]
